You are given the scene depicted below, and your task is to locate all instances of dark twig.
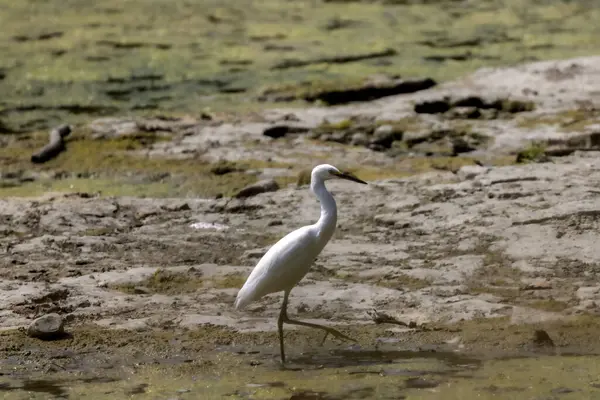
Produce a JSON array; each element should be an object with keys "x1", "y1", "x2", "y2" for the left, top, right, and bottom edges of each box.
[{"x1": 367, "y1": 309, "x2": 458, "y2": 332}]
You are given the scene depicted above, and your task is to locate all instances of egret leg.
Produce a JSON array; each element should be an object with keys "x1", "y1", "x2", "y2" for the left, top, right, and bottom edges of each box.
[{"x1": 277, "y1": 291, "x2": 289, "y2": 364}]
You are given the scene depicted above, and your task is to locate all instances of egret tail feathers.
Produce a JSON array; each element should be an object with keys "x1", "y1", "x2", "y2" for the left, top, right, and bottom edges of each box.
[{"x1": 234, "y1": 287, "x2": 253, "y2": 310}]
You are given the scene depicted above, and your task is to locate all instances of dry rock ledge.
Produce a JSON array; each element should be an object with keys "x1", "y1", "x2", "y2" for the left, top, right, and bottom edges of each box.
[{"x1": 2, "y1": 56, "x2": 600, "y2": 342}]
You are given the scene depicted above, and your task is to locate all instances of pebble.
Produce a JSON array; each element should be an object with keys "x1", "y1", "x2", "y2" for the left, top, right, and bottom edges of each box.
[
  {"x1": 27, "y1": 313, "x2": 65, "y2": 340},
  {"x1": 532, "y1": 329, "x2": 555, "y2": 348},
  {"x1": 521, "y1": 279, "x2": 552, "y2": 290},
  {"x1": 234, "y1": 179, "x2": 280, "y2": 199},
  {"x1": 350, "y1": 132, "x2": 369, "y2": 146},
  {"x1": 370, "y1": 124, "x2": 400, "y2": 148}
]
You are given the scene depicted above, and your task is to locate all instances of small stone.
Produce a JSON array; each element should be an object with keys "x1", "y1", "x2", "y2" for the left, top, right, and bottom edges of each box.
[
  {"x1": 210, "y1": 162, "x2": 236, "y2": 175},
  {"x1": 133, "y1": 286, "x2": 151, "y2": 295},
  {"x1": 234, "y1": 179, "x2": 280, "y2": 199},
  {"x1": 457, "y1": 165, "x2": 488, "y2": 181},
  {"x1": 522, "y1": 279, "x2": 552, "y2": 290},
  {"x1": 532, "y1": 329, "x2": 555, "y2": 348},
  {"x1": 263, "y1": 125, "x2": 309, "y2": 139},
  {"x1": 125, "y1": 383, "x2": 148, "y2": 395},
  {"x1": 77, "y1": 300, "x2": 91, "y2": 308},
  {"x1": 368, "y1": 143, "x2": 386, "y2": 152},
  {"x1": 374, "y1": 213, "x2": 399, "y2": 226},
  {"x1": 551, "y1": 387, "x2": 575, "y2": 394},
  {"x1": 89, "y1": 118, "x2": 137, "y2": 138},
  {"x1": 27, "y1": 313, "x2": 65, "y2": 340},
  {"x1": 451, "y1": 137, "x2": 476, "y2": 154},
  {"x1": 330, "y1": 130, "x2": 349, "y2": 143},
  {"x1": 319, "y1": 133, "x2": 332, "y2": 142},
  {"x1": 374, "y1": 124, "x2": 393, "y2": 135},
  {"x1": 414, "y1": 99, "x2": 451, "y2": 114},
  {"x1": 579, "y1": 299, "x2": 597, "y2": 310},
  {"x1": 350, "y1": 132, "x2": 369, "y2": 146},
  {"x1": 447, "y1": 106, "x2": 481, "y2": 119},
  {"x1": 263, "y1": 125, "x2": 290, "y2": 139},
  {"x1": 290, "y1": 391, "x2": 328, "y2": 400},
  {"x1": 296, "y1": 303, "x2": 309, "y2": 313},
  {"x1": 445, "y1": 336, "x2": 461, "y2": 345},
  {"x1": 370, "y1": 124, "x2": 402, "y2": 148},
  {"x1": 405, "y1": 377, "x2": 440, "y2": 389},
  {"x1": 402, "y1": 130, "x2": 433, "y2": 147},
  {"x1": 163, "y1": 202, "x2": 190, "y2": 212}
]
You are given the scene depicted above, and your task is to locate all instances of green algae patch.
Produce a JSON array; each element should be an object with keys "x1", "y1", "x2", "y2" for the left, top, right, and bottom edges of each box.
[
  {"x1": 113, "y1": 268, "x2": 205, "y2": 295},
  {"x1": 317, "y1": 118, "x2": 355, "y2": 132},
  {"x1": 343, "y1": 271, "x2": 433, "y2": 291},
  {"x1": 293, "y1": 154, "x2": 515, "y2": 186},
  {"x1": 516, "y1": 109, "x2": 600, "y2": 133},
  {"x1": 516, "y1": 142, "x2": 548, "y2": 164},
  {"x1": 0, "y1": 133, "x2": 297, "y2": 198},
  {"x1": 113, "y1": 268, "x2": 249, "y2": 294},
  {"x1": 0, "y1": 177, "x2": 176, "y2": 198},
  {"x1": 528, "y1": 299, "x2": 571, "y2": 313},
  {"x1": 2, "y1": 0, "x2": 600, "y2": 131},
  {"x1": 348, "y1": 155, "x2": 513, "y2": 179},
  {"x1": 211, "y1": 274, "x2": 249, "y2": 290}
]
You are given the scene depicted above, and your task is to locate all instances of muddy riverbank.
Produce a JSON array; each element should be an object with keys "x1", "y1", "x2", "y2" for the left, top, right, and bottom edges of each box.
[{"x1": 1, "y1": 3, "x2": 600, "y2": 397}]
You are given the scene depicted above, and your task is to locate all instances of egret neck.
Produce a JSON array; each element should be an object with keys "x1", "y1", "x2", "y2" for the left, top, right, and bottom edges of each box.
[{"x1": 311, "y1": 176, "x2": 337, "y2": 244}]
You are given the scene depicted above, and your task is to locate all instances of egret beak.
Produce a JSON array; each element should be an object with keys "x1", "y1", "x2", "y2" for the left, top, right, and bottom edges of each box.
[{"x1": 335, "y1": 170, "x2": 368, "y2": 184}]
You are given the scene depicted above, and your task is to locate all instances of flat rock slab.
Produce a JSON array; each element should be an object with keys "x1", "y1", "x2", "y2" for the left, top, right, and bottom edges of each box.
[{"x1": 2, "y1": 150, "x2": 600, "y2": 333}]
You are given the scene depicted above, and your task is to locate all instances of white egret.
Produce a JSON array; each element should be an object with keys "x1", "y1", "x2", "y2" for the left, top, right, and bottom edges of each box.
[{"x1": 234, "y1": 164, "x2": 367, "y2": 363}]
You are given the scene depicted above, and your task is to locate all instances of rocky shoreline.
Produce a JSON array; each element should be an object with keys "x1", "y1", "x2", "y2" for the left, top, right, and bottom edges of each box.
[{"x1": 2, "y1": 55, "x2": 600, "y2": 398}]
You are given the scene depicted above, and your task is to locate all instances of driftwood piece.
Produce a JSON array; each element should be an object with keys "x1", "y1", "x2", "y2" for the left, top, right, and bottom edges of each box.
[{"x1": 31, "y1": 124, "x2": 71, "y2": 163}]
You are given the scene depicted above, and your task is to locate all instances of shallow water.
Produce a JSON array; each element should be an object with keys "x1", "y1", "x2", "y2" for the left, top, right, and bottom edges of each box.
[{"x1": 2, "y1": 346, "x2": 600, "y2": 399}]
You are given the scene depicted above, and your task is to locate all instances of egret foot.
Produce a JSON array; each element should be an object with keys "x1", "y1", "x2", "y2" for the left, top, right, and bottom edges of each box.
[{"x1": 282, "y1": 317, "x2": 357, "y2": 345}]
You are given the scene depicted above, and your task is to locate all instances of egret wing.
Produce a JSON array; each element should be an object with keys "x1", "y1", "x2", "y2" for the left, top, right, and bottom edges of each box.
[{"x1": 235, "y1": 226, "x2": 318, "y2": 309}]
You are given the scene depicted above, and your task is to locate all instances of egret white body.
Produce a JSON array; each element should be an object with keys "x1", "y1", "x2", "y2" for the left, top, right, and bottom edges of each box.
[{"x1": 234, "y1": 164, "x2": 367, "y2": 363}]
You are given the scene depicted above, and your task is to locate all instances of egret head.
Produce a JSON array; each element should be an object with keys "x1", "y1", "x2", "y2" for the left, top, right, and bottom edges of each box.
[{"x1": 312, "y1": 164, "x2": 367, "y2": 185}]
